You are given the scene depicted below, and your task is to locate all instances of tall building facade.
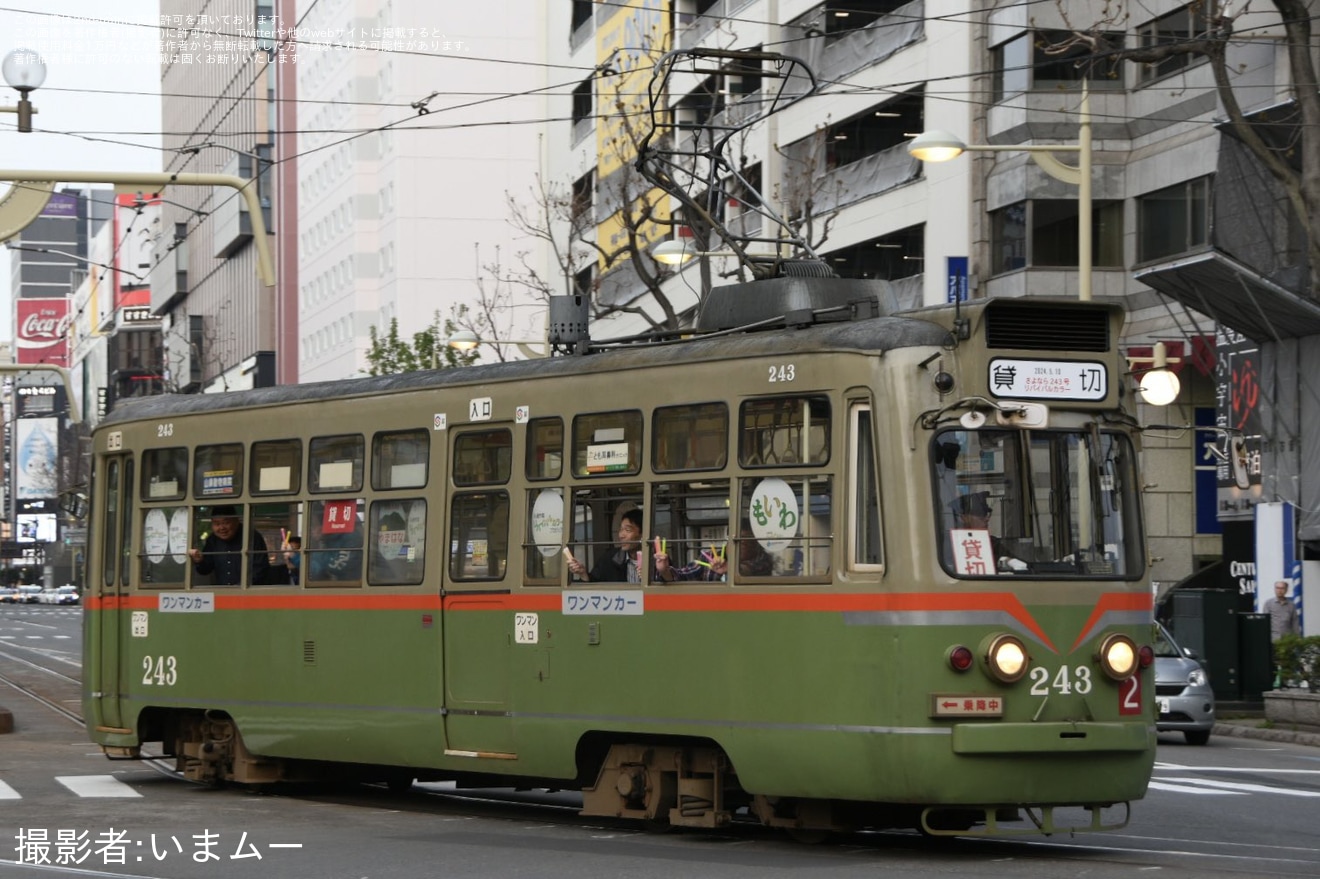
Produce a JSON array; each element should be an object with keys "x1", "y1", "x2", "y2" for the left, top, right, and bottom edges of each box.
[
  {"x1": 295, "y1": 0, "x2": 550, "y2": 381},
  {"x1": 156, "y1": 0, "x2": 285, "y2": 393}
]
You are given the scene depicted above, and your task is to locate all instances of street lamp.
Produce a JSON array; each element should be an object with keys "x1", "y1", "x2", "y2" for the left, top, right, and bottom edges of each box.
[
  {"x1": 1128, "y1": 341, "x2": 1181, "y2": 407},
  {"x1": 907, "y1": 86, "x2": 1093, "y2": 301},
  {"x1": 2, "y1": 48, "x2": 46, "y2": 133},
  {"x1": 444, "y1": 330, "x2": 548, "y2": 360},
  {"x1": 651, "y1": 238, "x2": 777, "y2": 266}
]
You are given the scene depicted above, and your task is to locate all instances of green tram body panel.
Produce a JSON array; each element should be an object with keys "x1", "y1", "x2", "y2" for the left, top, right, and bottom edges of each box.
[
  {"x1": 84, "y1": 298, "x2": 1156, "y2": 825},
  {"x1": 91, "y1": 599, "x2": 1154, "y2": 805}
]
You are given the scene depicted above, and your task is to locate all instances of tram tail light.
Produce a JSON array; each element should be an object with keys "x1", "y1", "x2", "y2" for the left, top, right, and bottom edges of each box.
[
  {"x1": 981, "y1": 634, "x2": 1029, "y2": 684},
  {"x1": 1137, "y1": 644, "x2": 1154, "y2": 670},
  {"x1": 947, "y1": 645, "x2": 974, "y2": 672},
  {"x1": 1097, "y1": 633, "x2": 1138, "y2": 680}
]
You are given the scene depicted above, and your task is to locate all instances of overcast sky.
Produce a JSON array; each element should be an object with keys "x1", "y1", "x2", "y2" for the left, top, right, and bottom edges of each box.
[{"x1": 0, "y1": 1, "x2": 162, "y2": 340}]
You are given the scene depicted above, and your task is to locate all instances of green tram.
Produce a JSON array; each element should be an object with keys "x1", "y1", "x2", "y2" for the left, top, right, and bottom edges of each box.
[{"x1": 84, "y1": 292, "x2": 1157, "y2": 837}]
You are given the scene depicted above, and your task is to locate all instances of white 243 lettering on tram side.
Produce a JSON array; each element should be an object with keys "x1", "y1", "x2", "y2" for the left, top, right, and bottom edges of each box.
[
  {"x1": 768, "y1": 364, "x2": 795, "y2": 383},
  {"x1": 142, "y1": 655, "x2": 178, "y2": 686}
]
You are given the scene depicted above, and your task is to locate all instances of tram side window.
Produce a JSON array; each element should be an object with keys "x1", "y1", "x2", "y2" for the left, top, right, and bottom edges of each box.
[
  {"x1": 305, "y1": 498, "x2": 364, "y2": 585},
  {"x1": 453, "y1": 429, "x2": 512, "y2": 486},
  {"x1": 450, "y1": 492, "x2": 509, "y2": 580},
  {"x1": 121, "y1": 460, "x2": 136, "y2": 585},
  {"x1": 368, "y1": 499, "x2": 426, "y2": 585},
  {"x1": 525, "y1": 487, "x2": 565, "y2": 584},
  {"x1": 194, "y1": 443, "x2": 244, "y2": 499},
  {"x1": 567, "y1": 486, "x2": 645, "y2": 583},
  {"x1": 101, "y1": 460, "x2": 120, "y2": 588},
  {"x1": 251, "y1": 439, "x2": 302, "y2": 495},
  {"x1": 850, "y1": 402, "x2": 882, "y2": 568},
  {"x1": 653, "y1": 403, "x2": 728, "y2": 472},
  {"x1": 252, "y1": 502, "x2": 302, "y2": 585},
  {"x1": 189, "y1": 503, "x2": 270, "y2": 587},
  {"x1": 738, "y1": 474, "x2": 833, "y2": 580},
  {"x1": 141, "y1": 505, "x2": 190, "y2": 587},
  {"x1": 526, "y1": 417, "x2": 563, "y2": 481},
  {"x1": 373, "y1": 430, "x2": 429, "y2": 490},
  {"x1": 651, "y1": 480, "x2": 731, "y2": 581},
  {"x1": 142, "y1": 447, "x2": 187, "y2": 501},
  {"x1": 573, "y1": 411, "x2": 643, "y2": 477},
  {"x1": 738, "y1": 396, "x2": 831, "y2": 467},
  {"x1": 309, "y1": 435, "x2": 364, "y2": 493}
]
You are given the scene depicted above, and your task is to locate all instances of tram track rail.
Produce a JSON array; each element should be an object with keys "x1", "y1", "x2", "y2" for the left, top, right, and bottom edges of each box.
[{"x1": 0, "y1": 645, "x2": 85, "y2": 727}]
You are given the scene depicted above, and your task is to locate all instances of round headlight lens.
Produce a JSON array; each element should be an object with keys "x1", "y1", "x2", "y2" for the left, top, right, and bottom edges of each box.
[
  {"x1": 1098, "y1": 633, "x2": 1138, "y2": 680},
  {"x1": 985, "y1": 635, "x2": 1029, "y2": 683}
]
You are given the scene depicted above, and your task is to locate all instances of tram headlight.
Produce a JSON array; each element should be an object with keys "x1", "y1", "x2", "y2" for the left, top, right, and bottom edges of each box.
[
  {"x1": 982, "y1": 634, "x2": 1029, "y2": 684},
  {"x1": 1097, "y1": 633, "x2": 1138, "y2": 680}
]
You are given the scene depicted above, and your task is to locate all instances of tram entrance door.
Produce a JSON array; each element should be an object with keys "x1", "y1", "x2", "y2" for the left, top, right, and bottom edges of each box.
[
  {"x1": 440, "y1": 424, "x2": 516, "y2": 758},
  {"x1": 93, "y1": 455, "x2": 131, "y2": 732}
]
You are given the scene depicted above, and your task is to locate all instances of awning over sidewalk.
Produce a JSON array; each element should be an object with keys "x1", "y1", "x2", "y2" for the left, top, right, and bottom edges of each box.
[{"x1": 1134, "y1": 249, "x2": 1320, "y2": 342}]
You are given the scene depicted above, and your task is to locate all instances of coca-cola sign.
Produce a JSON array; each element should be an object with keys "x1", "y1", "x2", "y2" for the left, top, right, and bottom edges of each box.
[{"x1": 16, "y1": 299, "x2": 71, "y2": 366}]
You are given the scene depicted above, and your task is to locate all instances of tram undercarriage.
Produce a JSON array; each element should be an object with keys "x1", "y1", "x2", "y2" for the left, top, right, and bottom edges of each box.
[{"x1": 124, "y1": 711, "x2": 1130, "y2": 839}]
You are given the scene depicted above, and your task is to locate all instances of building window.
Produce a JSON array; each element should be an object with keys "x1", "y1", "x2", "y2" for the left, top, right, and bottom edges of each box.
[
  {"x1": 823, "y1": 89, "x2": 924, "y2": 170},
  {"x1": 1138, "y1": 7, "x2": 1208, "y2": 83},
  {"x1": 570, "y1": 170, "x2": 594, "y2": 230},
  {"x1": 571, "y1": 76, "x2": 593, "y2": 144},
  {"x1": 571, "y1": 0, "x2": 593, "y2": 33},
  {"x1": 993, "y1": 30, "x2": 1125, "y2": 101},
  {"x1": 1138, "y1": 177, "x2": 1210, "y2": 263},
  {"x1": 823, "y1": 0, "x2": 908, "y2": 43},
  {"x1": 990, "y1": 200, "x2": 1124, "y2": 275},
  {"x1": 823, "y1": 225, "x2": 924, "y2": 280}
]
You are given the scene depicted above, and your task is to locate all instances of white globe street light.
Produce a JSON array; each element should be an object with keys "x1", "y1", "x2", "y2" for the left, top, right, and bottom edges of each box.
[{"x1": 2, "y1": 48, "x2": 47, "y2": 133}]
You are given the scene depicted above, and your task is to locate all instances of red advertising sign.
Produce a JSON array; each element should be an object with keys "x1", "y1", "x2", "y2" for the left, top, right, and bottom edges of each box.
[{"x1": 16, "y1": 298, "x2": 71, "y2": 366}]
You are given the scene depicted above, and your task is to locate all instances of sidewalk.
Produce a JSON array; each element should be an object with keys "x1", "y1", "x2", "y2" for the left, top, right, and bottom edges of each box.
[{"x1": 1214, "y1": 716, "x2": 1320, "y2": 747}]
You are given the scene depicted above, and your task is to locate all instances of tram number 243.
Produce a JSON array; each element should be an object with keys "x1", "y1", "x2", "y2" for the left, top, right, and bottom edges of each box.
[
  {"x1": 142, "y1": 655, "x2": 178, "y2": 686},
  {"x1": 1029, "y1": 665, "x2": 1093, "y2": 695},
  {"x1": 1031, "y1": 665, "x2": 1144, "y2": 715}
]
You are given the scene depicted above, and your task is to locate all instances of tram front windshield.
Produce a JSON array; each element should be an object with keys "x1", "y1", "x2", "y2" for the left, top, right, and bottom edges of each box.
[{"x1": 934, "y1": 427, "x2": 1142, "y2": 578}]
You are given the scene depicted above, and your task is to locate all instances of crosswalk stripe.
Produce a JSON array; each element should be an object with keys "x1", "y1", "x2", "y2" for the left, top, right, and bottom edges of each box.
[
  {"x1": 55, "y1": 775, "x2": 142, "y2": 798},
  {"x1": 1148, "y1": 780, "x2": 1244, "y2": 796},
  {"x1": 0, "y1": 780, "x2": 20, "y2": 799},
  {"x1": 1172, "y1": 777, "x2": 1320, "y2": 797}
]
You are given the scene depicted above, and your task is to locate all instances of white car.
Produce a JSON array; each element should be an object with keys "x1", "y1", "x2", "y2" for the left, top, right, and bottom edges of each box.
[
  {"x1": 39, "y1": 585, "x2": 80, "y2": 605},
  {"x1": 16, "y1": 584, "x2": 43, "y2": 604}
]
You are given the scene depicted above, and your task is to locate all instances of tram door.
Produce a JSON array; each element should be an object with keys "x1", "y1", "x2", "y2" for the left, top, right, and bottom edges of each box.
[
  {"x1": 440, "y1": 423, "x2": 516, "y2": 757},
  {"x1": 93, "y1": 455, "x2": 133, "y2": 731}
]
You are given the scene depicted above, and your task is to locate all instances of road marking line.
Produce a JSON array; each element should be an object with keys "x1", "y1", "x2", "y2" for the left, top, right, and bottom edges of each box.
[
  {"x1": 1147, "y1": 781, "x2": 1243, "y2": 796},
  {"x1": 55, "y1": 775, "x2": 143, "y2": 798},
  {"x1": 0, "y1": 780, "x2": 20, "y2": 800},
  {"x1": 1172, "y1": 777, "x2": 1320, "y2": 797}
]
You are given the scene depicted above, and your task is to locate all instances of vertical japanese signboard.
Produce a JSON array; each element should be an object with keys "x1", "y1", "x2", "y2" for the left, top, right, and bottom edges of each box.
[{"x1": 1215, "y1": 328, "x2": 1262, "y2": 520}]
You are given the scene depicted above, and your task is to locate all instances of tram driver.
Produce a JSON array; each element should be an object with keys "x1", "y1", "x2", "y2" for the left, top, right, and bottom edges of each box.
[{"x1": 950, "y1": 493, "x2": 1026, "y2": 573}]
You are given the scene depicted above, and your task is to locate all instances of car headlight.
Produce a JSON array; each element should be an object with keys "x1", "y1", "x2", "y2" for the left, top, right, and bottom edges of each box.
[{"x1": 1188, "y1": 668, "x2": 1208, "y2": 687}]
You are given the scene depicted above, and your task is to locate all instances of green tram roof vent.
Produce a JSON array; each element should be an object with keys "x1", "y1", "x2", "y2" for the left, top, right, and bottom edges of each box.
[
  {"x1": 984, "y1": 301, "x2": 1111, "y2": 352},
  {"x1": 695, "y1": 276, "x2": 897, "y2": 333}
]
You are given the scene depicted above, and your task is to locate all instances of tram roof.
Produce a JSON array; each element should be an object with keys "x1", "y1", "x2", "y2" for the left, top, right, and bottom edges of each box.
[{"x1": 101, "y1": 313, "x2": 954, "y2": 428}]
